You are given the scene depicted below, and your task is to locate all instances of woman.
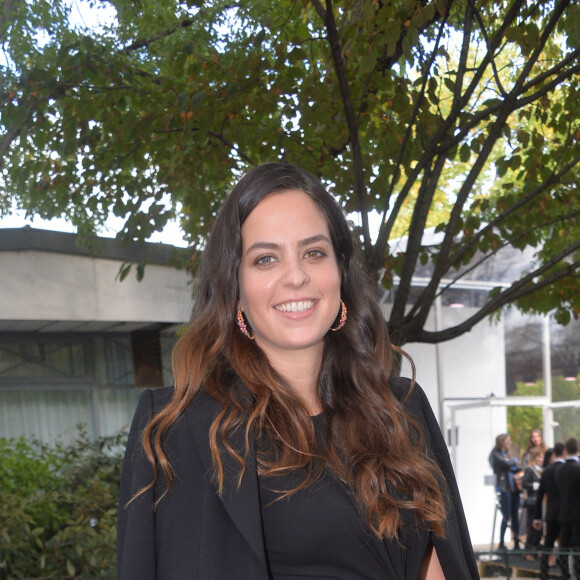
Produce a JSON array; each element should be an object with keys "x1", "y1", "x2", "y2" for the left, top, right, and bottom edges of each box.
[
  {"x1": 521, "y1": 447, "x2": 544, "y2": 560},
  {"x1": 489, "y1": 434, "x2": 522, "y2": 551},
  {"x1": 521, "y1": 429, "x2": 547, "y2": 467},
  {"x1": 117, "y1": 163, "x2": 478, "y2": 579},
  {"x1": 519, "y1": 429, "x2": 547, "y2": 540}
]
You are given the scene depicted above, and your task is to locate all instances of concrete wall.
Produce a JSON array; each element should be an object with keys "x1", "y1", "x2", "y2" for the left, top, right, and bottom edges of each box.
[{"x1": 0, "y1": 249, "x2": 193, "y2": 326}]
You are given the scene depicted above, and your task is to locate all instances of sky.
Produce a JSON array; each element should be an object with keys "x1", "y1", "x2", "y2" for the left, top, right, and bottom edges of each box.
[{"x1": 0, "y1": 209, "x2": 189, "y2": 247}]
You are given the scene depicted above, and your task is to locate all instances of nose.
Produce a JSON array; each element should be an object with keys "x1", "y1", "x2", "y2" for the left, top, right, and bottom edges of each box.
[{"x1": 281, "y1": 257, "x2": 309, "y2": 287}]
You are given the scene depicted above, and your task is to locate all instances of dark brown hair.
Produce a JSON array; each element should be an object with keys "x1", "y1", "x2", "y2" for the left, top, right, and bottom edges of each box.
[
  {"x1": 494, "y1": 434, "x2": 512, "y2": 457},
  {"x1": 138, "y1": 162, "x2": 447, "y2": 539}
]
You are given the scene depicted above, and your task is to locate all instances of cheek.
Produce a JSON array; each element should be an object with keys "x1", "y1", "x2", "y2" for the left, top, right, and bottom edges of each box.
[
  {"x1": 237, "y1": 269, "x2": 248, "y2": 307},
  {"x1": 325, "y1": 266, "x2": 342, "y2": 293},
  {"x1": 238, "y1": 270, "x2": 267, "y2": 310}
]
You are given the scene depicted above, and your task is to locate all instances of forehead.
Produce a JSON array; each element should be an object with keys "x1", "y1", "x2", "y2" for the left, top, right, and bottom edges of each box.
[{"x1": 241, "y1": 190, "x2": 330, "y2": 243}]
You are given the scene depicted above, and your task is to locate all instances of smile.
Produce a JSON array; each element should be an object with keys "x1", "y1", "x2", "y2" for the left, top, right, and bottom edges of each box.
[{"x1": 274, "y1": 300, "x2": 315, "y2": 313}]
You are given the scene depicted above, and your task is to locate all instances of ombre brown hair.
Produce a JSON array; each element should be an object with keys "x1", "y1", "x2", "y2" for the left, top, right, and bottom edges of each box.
[{"x1": 138, "y1": 162, "x2": 447, "y2": 539}]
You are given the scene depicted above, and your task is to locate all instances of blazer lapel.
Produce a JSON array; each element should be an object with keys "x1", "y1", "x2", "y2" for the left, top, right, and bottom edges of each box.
[{"x1": 185, "y1": 390, "x2": 268, "y2": 572}]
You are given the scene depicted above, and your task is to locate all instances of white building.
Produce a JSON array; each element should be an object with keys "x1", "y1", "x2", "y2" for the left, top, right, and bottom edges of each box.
[{"x1": 0, "y1": 227, "x2": 192, "y2": 441}]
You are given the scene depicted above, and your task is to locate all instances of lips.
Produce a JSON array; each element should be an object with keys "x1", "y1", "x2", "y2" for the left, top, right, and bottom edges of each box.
[{"x1": 274, "y1": 300, "x2": 315, "y2": 313}]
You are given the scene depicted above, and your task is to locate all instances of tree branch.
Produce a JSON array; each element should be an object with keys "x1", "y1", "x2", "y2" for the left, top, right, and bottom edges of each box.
[
  {"x1": 314, "y1": 0, "x2": 371, "y2": 253},
  {"x1": 207, "y1": 130, "x2": 254, "y2": 164},
  {"x1": 372, "y1": 14, "x2": 448, "y2": 269},
  {"x1": 450, "y1": 153, "x2": 580, "y2": 269},
  {"x1": 0, "y1": 103, "x2": 34, "y2": 169},
  {"x1": 437, "y1": 208, "x2": 580, "y2": 300},
  {"x1": 406, "y1": 251, "x2": 580, "y2": 344},
  {"x1": 121, "y1": 18, "x2": 194, "y2": 53}
]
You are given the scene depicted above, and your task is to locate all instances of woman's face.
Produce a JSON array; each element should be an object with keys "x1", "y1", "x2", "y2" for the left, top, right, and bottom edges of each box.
[
  {"x1": 531, "y1": 430, "x2": 543, "y2": 446},
  {"x1": 503, "y1": 436, "x2": 511, "y2": 451},
  {"x1": 237, "y1": 189, "x2": 342, "y2": 363}
]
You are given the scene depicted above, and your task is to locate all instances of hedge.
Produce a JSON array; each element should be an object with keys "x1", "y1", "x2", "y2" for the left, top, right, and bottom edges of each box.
[{"x1": 0, "y1": 427, "x2": 126, "y2": 579}]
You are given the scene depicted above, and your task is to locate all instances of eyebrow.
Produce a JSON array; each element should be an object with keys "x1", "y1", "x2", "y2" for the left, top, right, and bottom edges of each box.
[{"x1": 245, "y1": 234, "x2": 332, "y2": 254}]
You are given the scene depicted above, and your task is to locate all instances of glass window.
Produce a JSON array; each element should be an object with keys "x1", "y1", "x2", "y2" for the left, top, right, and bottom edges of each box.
[{"x1": 0, "y1": 338, "x2": 89, "y2": 382}]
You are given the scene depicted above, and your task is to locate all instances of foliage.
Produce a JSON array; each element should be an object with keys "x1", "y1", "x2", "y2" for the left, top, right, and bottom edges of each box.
[
  {"x1": 507, "y1": 382, "x2": 543, "y2": 458},
  {"x1": 0, "y1": 427, "x2": 125, "y2": 579},
  {"x1": 507, "y1": 376, "x2": 580, "y2": 458},
  {"x1": 1, "y1": 0, "x2": 580, "y2": 344}
]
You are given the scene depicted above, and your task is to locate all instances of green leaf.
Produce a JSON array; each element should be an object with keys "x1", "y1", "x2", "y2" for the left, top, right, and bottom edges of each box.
[
  {"x1": 360, "y1": 46, "x2": 378, "y2": 75},
  {"x1": 459, "y1": 143, "x2": 470, "y2": 163},
  {"x1": 118, "y1": 263, "x2": 132, "y2": 282}
]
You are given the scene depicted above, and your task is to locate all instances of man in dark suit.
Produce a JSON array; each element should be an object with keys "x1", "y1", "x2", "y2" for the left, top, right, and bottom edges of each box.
[
  {"x1": 556, "y1": 437, "x2": 580, "y2": 579},
  {"x1": 533, "y1": 442, "x2": 565, "y2": 569}
]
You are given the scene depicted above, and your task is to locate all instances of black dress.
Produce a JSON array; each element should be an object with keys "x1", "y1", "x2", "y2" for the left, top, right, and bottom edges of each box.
[{"x1": 259, "y1": 414, "x2": 429, "y2": 579}]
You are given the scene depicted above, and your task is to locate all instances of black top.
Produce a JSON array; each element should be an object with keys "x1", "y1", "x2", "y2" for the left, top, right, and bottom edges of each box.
[
  {"x1": 259, "y1": 414, "x2": 427, "y2": 580},
  {"x1": 117, "y1": 378, "x2": 479, "y2": 579}
]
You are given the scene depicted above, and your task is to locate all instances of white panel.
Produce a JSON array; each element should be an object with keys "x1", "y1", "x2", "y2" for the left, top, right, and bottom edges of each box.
[
  {"x1": 403, "y1": 306, "x2": 508, "y2": 547},
  {"x1": 0, "y1": 250, "x2": 193, "y2": 324}
]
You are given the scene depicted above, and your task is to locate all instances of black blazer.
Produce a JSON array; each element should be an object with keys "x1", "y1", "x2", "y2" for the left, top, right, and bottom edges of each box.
[
  {"x1": 556, "y1": 459, "x2": 580, "y2": 523},
  {"x1": 522, "y1": 465, "x2": 542, "y2": 507},
  {"x1": 534, "y1": 460, "x2": 563, "y2": 522},
  {"x1": 117, "y1": 377, "x2": 479, "y2": 579}
]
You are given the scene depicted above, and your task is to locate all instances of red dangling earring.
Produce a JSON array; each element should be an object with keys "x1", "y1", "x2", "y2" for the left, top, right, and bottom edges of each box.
[
  {"x1": 236, "y1": 309, "x2": 254, "y2": 339},
  {"x1": 330, "y1": 300, "x2": 347, "y2": 331}
]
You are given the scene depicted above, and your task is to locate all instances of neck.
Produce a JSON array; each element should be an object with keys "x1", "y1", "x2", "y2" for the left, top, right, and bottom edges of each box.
[{"x1": 261, "y1": 346, "x2": 323, "y2": 415}]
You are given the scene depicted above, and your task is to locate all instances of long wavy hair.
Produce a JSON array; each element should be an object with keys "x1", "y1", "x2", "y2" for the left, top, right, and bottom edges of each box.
[{"x1": 138, "y1": 162, "x2": 447, "y2": 539}]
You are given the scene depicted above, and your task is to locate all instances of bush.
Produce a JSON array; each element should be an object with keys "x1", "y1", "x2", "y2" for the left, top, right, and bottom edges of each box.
[{"x1": 0, "y1": 427, "x2": 126, "y2": 579}]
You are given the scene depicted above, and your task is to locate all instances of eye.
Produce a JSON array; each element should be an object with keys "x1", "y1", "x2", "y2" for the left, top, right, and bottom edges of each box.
[
  {"x1": 255, "y1": 255, "x2": 276, "y2": 266},
  {"x1": 304, "y1": 249, "x2": 326, "y2": 259}
]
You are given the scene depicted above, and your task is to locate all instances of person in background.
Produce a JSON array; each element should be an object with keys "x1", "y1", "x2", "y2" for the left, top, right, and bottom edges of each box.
[
  {"x1": 533, "y1": 442, "x2": 565, "y2": 570},
  {"x1": 519, "y1": 429, "x2": 548, "y2": 541},
  {"x1": 521, "y1": 429, "x2": 548, "y2": 469},
  {"x1": 521, "y1": 447, "x2": 545, "y2": 560},
  {"x1": 556, "y1": 437, "x2": 580, "y2": 579},
  {"x1": 117, "y1": 163, "x2": 479, "y2": 580},
  {"x1": 490, "y1": 433, "x2": 522, "y2": 551}
]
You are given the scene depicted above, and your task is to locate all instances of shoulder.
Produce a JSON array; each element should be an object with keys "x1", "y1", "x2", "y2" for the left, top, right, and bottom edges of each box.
[
  {"x1": 132, "y1": 385, "x2": 221, "y2": 425},
  {"x1": 388, "y1": 376, "x2": 445, "y2": 454},
  {"x1": 388, "y1": 376, "x2": 431, "y2": 419}
]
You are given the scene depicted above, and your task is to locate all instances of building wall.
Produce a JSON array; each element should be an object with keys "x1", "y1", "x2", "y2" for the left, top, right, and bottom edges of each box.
[
  {"x1": 0, "y1": 235, "x2": 194, "y2": 443},
  {"x1": 0, "y1": 250, "x2": 192, "y2": 326},
  {"x1": 401, "y1": 306, "x2": 508, "y2": 547}
]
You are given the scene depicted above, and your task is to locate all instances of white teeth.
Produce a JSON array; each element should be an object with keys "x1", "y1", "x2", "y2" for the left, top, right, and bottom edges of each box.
[{"x1": 275, "y1": 300, "x2": 314, "y2": 313}]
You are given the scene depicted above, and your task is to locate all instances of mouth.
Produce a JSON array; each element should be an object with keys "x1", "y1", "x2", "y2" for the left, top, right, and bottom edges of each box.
[{"x1": 274, "y1": 300, "x2": 315, "y2": 313}]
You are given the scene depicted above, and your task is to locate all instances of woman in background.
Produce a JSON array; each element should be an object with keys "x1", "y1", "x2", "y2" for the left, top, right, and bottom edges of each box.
[
  {"x1": 117, "y1": 163, "x2": 478, "y2": 579},
  {"x1": 519, "y1": 429, "x2": 547, "y2": 540},
  {"x1": 490, "y1": 433, "x2": 522, "y2": 551},
  {"x1": 521, "y1": 429, "x2": 547, "y2": 467},
  {"x1": 521, "y1": 446, "x2": 545, "y2": 560}
]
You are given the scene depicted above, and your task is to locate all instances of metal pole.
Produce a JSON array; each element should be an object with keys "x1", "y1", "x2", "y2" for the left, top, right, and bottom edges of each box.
[
  {"x1": 542, "y1": 316, "x2": 554, "y2": 447},
  {"x1": 434, "y1": 294, "x2": 445, "y2": 428}
]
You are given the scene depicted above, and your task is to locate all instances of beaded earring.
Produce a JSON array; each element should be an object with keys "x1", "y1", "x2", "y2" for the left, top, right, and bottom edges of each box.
[
  {"x1": 236, "y1": 309, "x2": 254, "y2": 339},
  {"x1": 330, "y1": 300, "x2": 347, "y2": 331}
]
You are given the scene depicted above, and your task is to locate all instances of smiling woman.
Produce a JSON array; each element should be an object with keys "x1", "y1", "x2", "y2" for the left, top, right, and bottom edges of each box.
[
  {"x1": 117, "y1": 163, "x2": 479, "y2": 580},
  {"x1": 237, "y1": 190, "x2": 342, "y2": 404}
]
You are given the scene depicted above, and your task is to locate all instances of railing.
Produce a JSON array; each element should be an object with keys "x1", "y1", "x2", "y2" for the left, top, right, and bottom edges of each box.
[{"x1": 475, "y1": 548, "x2": 580, "y2": 579}]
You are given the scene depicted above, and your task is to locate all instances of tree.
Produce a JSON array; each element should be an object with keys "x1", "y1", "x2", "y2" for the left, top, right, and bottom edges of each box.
[
  {"x1": 1, "y1": 0, "x2": 580, "y2": 344},
  {"x1": 507, "y1": 377, "x2": 580, "y2": 455}
]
